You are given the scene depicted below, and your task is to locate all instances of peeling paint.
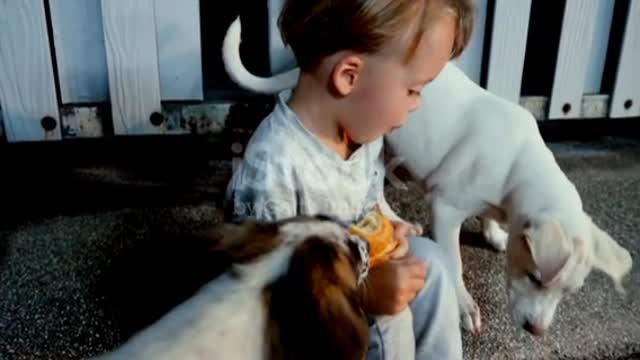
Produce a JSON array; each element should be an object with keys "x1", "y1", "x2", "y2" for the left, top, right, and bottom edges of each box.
[
  {"x1": 162, "y1": 101, "x2": 272, "y2": 136},
  {"x1": 60, "y1": 107, "x2": 105, "y2": 138},
  {"x1": 14, "y1": 101, "x2": 273, "y2": 141},
  {"x1": 520, "y1": 95, "x2": 612, "y2": 121},
  {"x1": 520, "y1": 96, "x2": 549, "y2": 121},
  {"x1": 163, "y1": 103, "x2": 231, "y2": 135}
]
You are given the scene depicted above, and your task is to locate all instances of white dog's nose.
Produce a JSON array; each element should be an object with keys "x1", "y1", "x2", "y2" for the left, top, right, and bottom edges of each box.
[{"x1": 523, "y1": 321, "x2": 545, "y2": 336}]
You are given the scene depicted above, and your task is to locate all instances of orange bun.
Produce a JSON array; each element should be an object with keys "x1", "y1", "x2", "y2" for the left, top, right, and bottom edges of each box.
[{"x1": 350, "y1": 209, "x2": 397, "y2": 268}]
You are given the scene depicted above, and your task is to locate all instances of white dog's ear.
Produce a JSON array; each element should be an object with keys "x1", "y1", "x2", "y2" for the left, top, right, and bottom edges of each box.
[
  {"x1": 523, "y1": 219, "x2": 573, "y2": 284},
  {"x1": 588, "y1": 219, "x2": 632, "y2": 292}
]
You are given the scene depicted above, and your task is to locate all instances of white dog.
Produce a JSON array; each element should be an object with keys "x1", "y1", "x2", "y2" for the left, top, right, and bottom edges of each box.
[
  {"x1": 221, "y1": 17, "x2": 633, "y2": 336},
  {"x1": 93, "y1": 216, "x2": 370, "y2": 359}
]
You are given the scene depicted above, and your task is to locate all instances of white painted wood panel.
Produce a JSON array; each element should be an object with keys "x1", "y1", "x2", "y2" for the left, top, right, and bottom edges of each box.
[
  {"x1": 610, "y1": 0, "x2": 640, "y2": 118},
  {"x1": 584, "y1": 0, "x2": 614, "y2": 94},
  {"x1": 268, "y1": 0, "x2": 297, "y2": 74},
  {"x1": 485, "y1": 0, "x2": 532, "y2": 103},
  {"x1": 0, "y1": 0, "x2": 61, "y2": 142},
  {"x1": 453, "y1": 0, "x2": 488, "y2": 84},
  {"x1": 154, "y1": 0, "x2": 203, "y2": 100},
  {"x1": 101, "y1": 0, "x2": 163, "y2": 135},
  {"x1": 548, "y1": 0, "x2": 601, "y2": 119},
  {"x1": 0, "y1": 105, "x2": 4, "y2": 140},
  {"x1": 49, "y1": 0, "x2": 109, "y2": 104}
]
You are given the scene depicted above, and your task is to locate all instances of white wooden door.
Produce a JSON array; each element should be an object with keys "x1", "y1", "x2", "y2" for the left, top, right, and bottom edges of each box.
[
  {"x1": 610, "y1": 0, "x2": 640, "y2": 118},
  {"x1": 100, "y1": 0, "x2": 204, "y2": 135},
  {"x1": 154, "y1": 0, "x2": 203, "y2": 101},
  {"x1": 548, "y1": 0, "x2": 612, "y2": 119},
  {"x1": 485, "y1": 0, "x2": 532, "y2": 103},
  {"x1": 101, "y1": 0, "x2": 163, "y2": 135},
  {"x1": 0, "y1": 0, "x2": 61, "y2": 142},
  {"x1": 453, "y1": 0, "x2": 488, "y2": 84},
  {"x1": 50, "y1": 0, "x2": 109, "y2": 104}
]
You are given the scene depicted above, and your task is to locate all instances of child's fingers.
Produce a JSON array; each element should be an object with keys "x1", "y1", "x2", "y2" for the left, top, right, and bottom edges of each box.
[
  {"x1": 398, "y1": 270, "x2": 427, "y2": 303},
  {"x1": 406, "y1": 277, "x2": 427, "y2": 296},
  {"x1": 389, "y1": 231, "x2": 410, "y2": 259},
  {"x1": 410, "y1": 223, "x2": 424, "y2": 236},
  {"x1": 402, "y1": 256, "x2": 428, "y2": 280}
]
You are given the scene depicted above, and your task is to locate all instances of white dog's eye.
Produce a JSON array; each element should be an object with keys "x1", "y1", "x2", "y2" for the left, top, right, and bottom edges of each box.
[{"x1": 527, "y1": 272, "x2": 543, "y2": 288}]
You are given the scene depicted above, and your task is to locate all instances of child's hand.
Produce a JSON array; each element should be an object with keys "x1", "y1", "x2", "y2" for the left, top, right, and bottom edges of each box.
[
  {"x1": 388, "y1": 222, "x2": 424, "y2": 260},
  {"x1": 360, "y1": 255, "x2": 428, "y2": 315}
]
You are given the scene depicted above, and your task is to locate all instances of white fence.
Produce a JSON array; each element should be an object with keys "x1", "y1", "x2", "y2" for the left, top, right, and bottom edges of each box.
[{"x1": 0, "y1": 0, "x2": 638, "y2": 143}]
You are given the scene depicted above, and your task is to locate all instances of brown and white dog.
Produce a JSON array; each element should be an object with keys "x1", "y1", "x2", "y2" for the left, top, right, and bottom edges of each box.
[{"x1": 94, "y1": 215, "x2": 370, "y2": 360}]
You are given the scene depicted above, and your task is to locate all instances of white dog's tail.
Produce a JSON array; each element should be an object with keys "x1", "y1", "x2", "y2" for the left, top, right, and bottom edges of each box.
[{"x1": 222, "y1": 17, "x2": 299, "y2": 94}]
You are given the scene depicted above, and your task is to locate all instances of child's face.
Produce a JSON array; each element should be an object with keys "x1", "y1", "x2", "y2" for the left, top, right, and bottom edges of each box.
[{"x1": 342, "y1": 14, "x2": 457, "y2": 144}]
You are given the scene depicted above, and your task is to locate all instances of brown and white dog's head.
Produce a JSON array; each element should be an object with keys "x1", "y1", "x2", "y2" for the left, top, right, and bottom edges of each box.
[
  {"x1": 506, "y1": 213, "x2": 632, "y2": 336},
  {"x1": 212, "y1": 215, "x2": 371, "y2": 360}
]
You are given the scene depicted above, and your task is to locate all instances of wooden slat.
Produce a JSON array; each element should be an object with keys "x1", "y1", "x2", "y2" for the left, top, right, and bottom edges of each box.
[
  {"x1": 0, "y1": 0, "x2": 61, "y2": 142},
  {"x1": 485, "y1": 0, "x2": 532, "y2": 103},
  {"x1": 453, "y1": 0, "x2": 488, "y2": 83},
  {"x1": 49, "y1": 0, "x2": 109, "y2": 104},
  {"x1": 548, "y1": 0, "x2": 602, "y2": 119},
  {"x1": 610, "y1": 0, "x2": 640, "y2": 118},
  {"x1": 0, "y1": 105, "x2": 4, "y2": 140},
  {"x1": 267, "y1": 0, "x2": 297, "y2": 74},
  {"x1": 101, "y1": 0, "x2": 163, "y2": 135},
  {"x1": 584, "y1": 0, "x2": 614, "y2": 94},
  {"x1": 154, "y1": 0, "x2": 203, "y2": 101}
]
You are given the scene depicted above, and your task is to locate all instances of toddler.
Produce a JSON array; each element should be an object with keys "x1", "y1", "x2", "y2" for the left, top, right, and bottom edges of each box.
[{"x1": 225, "y1": 0, "x2": 474, "y2": 358}]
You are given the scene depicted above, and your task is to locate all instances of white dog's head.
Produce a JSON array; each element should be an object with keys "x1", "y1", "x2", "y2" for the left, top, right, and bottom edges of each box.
[{"x1": 505, "y1": 214, "x2": 632, "y2": 336}]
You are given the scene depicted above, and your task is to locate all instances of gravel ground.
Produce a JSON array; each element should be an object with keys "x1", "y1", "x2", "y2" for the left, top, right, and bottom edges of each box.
[{"x1": 0, "y1": 137, "x2": 639, "y2": 359}]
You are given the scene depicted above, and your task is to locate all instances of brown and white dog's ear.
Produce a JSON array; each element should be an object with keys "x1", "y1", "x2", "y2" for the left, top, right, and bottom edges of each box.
[
  {"x1": 266, "y1": 236, "x2": 369, "y2": 360},
  {"x1": 588, "y1": 218, "x2": 633, "y2": 292},
  {"x1": 204, "y1": 220, "x2": 281, "y2": 263},
  {"x1": 522, "y1": 218, "x2": 573, "y2": 284}
]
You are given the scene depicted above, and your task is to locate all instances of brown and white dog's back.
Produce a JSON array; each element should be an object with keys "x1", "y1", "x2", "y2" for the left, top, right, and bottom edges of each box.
[{"x1": 94, "y1": 216, "x2": 370, "y2": 360}]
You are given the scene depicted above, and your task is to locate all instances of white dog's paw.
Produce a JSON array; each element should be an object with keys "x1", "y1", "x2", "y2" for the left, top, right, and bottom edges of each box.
[
  {"x1": 459, "y1": 290, "x2": 482, "y2": 334},
  {"x1": 482, "y1": 220, "x2": 508, "y2": 252}
]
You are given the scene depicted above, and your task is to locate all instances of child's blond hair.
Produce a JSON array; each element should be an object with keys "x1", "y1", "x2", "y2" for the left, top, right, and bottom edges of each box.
[{"x1": 279, "y1": 0, "x2": 474, "y2": 71}]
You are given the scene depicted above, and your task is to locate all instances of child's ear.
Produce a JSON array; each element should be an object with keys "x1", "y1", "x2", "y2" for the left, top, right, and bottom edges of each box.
[{"x1": 332, "y1": 54, "x2": 364, "y2": 96}]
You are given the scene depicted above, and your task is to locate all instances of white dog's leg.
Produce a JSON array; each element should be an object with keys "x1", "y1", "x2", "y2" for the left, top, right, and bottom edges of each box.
[
  {"x1": 431, "y1": 200, "x2": 482, "y2": 333},
  {"x1": 481, "y1": 217, "x2": 508, "y2": 252}
]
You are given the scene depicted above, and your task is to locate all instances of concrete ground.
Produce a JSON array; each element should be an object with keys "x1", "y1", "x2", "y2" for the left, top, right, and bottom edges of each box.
[{"x1": 0, "y1": 136, "x2": 638, "y2": 359}]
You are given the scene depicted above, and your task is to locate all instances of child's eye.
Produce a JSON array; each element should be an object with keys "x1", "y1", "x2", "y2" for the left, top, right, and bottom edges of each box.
[{"x1": 408, "y1": 89, "x2": 420, "y2": 96}]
